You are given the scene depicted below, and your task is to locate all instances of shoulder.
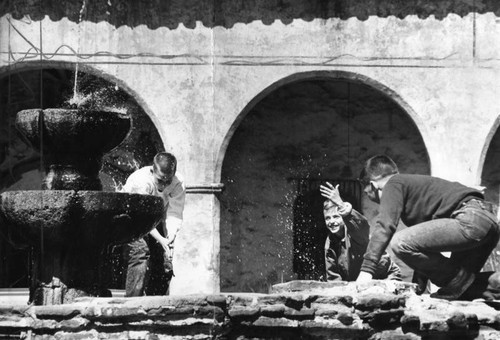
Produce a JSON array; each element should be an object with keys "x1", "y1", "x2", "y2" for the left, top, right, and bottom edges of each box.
[
  {"x1": 124, "y1": 166, "x2": 153, "y2": 187},
  {"x1": 130, "y1": 165, "x2": 152, "y2": 176},
  {"x1": 164, "y1": 173, "x2": 186, "y2": 196},
  {"x1": 173, "y1": 172, "x2": 185, "y2": 184}
]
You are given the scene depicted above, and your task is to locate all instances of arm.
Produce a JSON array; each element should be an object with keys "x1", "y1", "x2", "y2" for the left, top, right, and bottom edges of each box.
[
  {"x1": 324, "y1": 237, "x2": 342, "y2": 281},
  {"x1": 150, "y1": 227, "x2": 171, "y2": 255},
  {"x1": 320, "y1": 182, "x2": 345, "y2": 207},
  {"x1": 320, "y1": 182, "x2": 370, "y2": 245},
  {"x1": 165, "y1": 179, "x2": 186, "y2": 246},
  {"x1": 122, "y1": 171, "x2": 171, "y2": 251},
  {"x1": 359, "y1": 181, "x2": 404, "y2": 278}
]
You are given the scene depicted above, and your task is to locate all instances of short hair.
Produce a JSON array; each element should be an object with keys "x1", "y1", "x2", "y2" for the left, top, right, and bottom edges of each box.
[
  {"x1": 323, "y1": 200, "x2": 338, "y2": 212},
  {"x1": 153, "y1": 152, "x2": 177, "y2": 176},
  {"x1": 360, "y1": 155, "x2": 398, "y2": 182}
]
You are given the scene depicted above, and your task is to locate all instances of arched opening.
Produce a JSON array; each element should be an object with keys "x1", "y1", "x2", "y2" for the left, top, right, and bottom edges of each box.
[
  {"x1": 0, "y1": 65, "x2": 164, "y2": 290},
  {"x1": 480, "y1": 117, "x2": 500, "y2": 271},
  {"x1": 219, "y1": 73, "x2": 430, "y2": 293}
]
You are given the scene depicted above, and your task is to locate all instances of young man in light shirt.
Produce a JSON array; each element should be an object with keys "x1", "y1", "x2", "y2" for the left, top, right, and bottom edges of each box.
[{"x1": 122, "y1": 152, "x2": 186, "y2": 296}]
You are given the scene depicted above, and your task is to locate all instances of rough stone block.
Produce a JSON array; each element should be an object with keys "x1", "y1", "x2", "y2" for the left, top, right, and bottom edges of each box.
[
  {"x1": 33, "y1": 305, "x2": 82, "y2": 319},
  {"x1": 271, "y1": 280, "x2": 348, "y2": 294},
  {"x1": 283, "y1": 306, "x2": 315, "y2": 320},
  {"x1": 337, "y1": 312, "x2": 355, "y2": 325},
  {"x1": 146, "y1": 306, "x2": 195, "y2": 318},
  {"x1": 400, "y1": 314, "x2": 420, "y2": 333},
  {"x1": 364, "y1": 309, "x2": 405, "y2": 328},
  {"x1": 356, "y1": 293, "x2": 405, "y2": 311},
  {"x1": 446, "y1": 311, "x2": 468, "y2": 330},
  {"x1": 314, "y1": 295, "x2": 354, "y2": 307},
  {"x1": 59, "y1": 316, "x2": 90, "y2": 330},
  {"x1": 300, "y1": 319, "x2": 371, "y2": 339},
  {"x1": 206, "y1": 294, "x2": 227, "y2": 309},
  {"x1": 260, "y1": 304, "x2": 285, "y2": 317},
  {"x1": 255, "y1": 294, "x2": 289, "y2": 306},
  {"x1": 228, "y1": 306, "x2": 260, "y2": 320},
  {"x1": 194, "y1": 306, "x2": 225, "y2": 321},
  {"x1": 368, "y1": 328, "x2": 421, "y2": 340},
  {"x1": 228, "y1": 294, "x2": 259, "y2": 307},
  {"x1": 251, "y1": 316, "x2": 299, "y2": 328}
]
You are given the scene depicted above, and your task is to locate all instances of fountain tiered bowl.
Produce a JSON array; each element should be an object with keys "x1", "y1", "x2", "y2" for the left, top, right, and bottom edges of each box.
[{"x1": 0, "y1": 108, "x2": 164, "y2": 304}]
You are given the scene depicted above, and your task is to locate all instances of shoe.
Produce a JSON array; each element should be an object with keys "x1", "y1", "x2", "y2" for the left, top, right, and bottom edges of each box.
[{"x1": 430, "y1": 268, "x2": 475, "y2": 300}]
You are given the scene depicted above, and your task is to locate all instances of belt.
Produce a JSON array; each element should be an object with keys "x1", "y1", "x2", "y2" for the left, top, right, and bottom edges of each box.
[{"x1": 461, "y1": 198, "x2": 497, "y2": 214}]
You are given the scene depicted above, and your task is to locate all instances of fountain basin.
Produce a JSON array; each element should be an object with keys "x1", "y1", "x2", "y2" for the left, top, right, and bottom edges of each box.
[
  {"x1": 15, "y1": 108, "x2": 131, "y2": 190},
  {"x1": 0, "y1": 190, "x2": 164, "y2": 302},
  {"x1": 16, "y1": 108, "x2": 130, "y2": 157},
  {"x1": 0, "y1": 190, "x2": 164, "y2": 248}
]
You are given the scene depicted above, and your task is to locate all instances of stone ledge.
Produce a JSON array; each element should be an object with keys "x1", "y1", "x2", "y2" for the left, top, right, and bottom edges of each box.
[{"x1": 1, "y1": 281, "x2": 500, "y2": 339}]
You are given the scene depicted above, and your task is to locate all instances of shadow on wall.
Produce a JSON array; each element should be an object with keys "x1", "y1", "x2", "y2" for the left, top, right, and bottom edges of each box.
[{"x1": 2, "y1": 0, "x2": 500, "y2": 29}]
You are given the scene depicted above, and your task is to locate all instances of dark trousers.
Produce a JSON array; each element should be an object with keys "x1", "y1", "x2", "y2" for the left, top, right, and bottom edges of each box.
[
  {"x1": 125, "y1": 235, "x2": 173, "y2": 297},
  {"x1": 391, "y1": 199, "x2": 500, "y2": 287}
]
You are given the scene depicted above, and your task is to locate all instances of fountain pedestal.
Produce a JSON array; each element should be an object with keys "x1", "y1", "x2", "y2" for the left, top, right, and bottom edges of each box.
[{"x1": 0, "y1": 108, "x2": 164, "y2": 304}]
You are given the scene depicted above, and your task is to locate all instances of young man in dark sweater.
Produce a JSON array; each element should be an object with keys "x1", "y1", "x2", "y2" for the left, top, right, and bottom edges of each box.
[{"x1": 355, "y1": 155, "x2": 500, "y2": 300}]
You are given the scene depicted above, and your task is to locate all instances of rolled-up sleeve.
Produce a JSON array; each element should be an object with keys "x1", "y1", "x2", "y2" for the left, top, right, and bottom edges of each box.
[{"x1": 165, "y1": 180, "x2": 186, "y2": 236}]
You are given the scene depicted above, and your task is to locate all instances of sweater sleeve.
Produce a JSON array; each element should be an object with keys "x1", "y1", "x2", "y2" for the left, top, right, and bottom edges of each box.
[
  {"x1": 342, "y1": 207, "x2": 370, "y2": 247},
  {"x1": 360, "y1": 181, "x2": 404, "y2": 275}
]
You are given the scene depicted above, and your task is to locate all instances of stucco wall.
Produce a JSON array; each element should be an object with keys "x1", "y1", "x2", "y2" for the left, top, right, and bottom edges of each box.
[{"x1": 1, "y1": 5, "x2": 500, "y2": 293}]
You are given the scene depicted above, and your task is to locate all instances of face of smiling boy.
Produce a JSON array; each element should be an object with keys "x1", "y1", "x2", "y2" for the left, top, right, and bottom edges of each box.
[{"x1": 323, "y1": 207, "x2": 345, "y2": 238}]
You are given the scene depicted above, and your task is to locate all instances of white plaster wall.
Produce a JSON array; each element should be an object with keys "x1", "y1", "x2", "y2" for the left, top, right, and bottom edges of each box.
[{"x1": 2, "y1": 12, "x2": 500, "y2": 293}]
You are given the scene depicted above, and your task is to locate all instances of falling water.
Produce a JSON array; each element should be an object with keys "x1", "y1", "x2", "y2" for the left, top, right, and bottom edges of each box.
[{"x1": 72, "y1": 0, "x2": 88, "y2": 103}]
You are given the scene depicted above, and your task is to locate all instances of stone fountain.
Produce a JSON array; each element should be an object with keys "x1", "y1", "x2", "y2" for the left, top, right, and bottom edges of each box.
[{"x1": 0, "y1": 108, "x2": 164, "y2": 305}]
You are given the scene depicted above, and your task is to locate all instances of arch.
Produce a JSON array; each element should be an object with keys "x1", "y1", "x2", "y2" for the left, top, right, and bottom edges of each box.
[
  {"x1": 0, "y1": 60, "x2": 164, "y2": 145},
  {"x1": 218, "y1": 70, "x2": 431, "y2": 291},
  {"x1": 214, "y1": 70, "x2": 430, "y2": 182},
  {"x1": 477, "y1": 115, "x2": 500, "y2": 185}
]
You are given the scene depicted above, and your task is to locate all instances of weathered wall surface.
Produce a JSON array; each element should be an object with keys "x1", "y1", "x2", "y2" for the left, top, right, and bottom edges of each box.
[{"x1": 1, "y1": 1, "x2": 500, "y2": 294}]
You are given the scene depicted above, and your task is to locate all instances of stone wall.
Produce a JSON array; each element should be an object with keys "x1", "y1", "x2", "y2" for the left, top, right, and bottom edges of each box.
[{"x1": 1, "y1": 281, "x2": 500, "y2": 339}]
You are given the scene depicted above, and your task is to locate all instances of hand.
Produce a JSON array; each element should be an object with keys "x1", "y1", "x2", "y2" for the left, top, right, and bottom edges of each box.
[
  {"x1": 356, "y1": 271, "x2": 373, "y2": 282},
  {"x1": 166, "y1": 235, "x2": 176, "y2": 248},
  {"x1": 320, "y1": 182, "x2": 343, "y2": 206},
  {"x1": 157, "y1": 236, "x2": 171, "y2": 254},
  {"x1": 356, "y1": 272, "x2": 374, "y2": 292}
]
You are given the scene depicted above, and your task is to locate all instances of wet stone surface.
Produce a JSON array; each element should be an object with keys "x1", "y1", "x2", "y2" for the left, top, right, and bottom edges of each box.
[{"x1": 1, "y1": 280, "x2": 500, "y2": 339}]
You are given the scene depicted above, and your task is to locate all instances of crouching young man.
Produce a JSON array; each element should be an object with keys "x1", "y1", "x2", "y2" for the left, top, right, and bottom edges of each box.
[{"x1": 356, "y1": 155, "x2": 500, "y2": 300}]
